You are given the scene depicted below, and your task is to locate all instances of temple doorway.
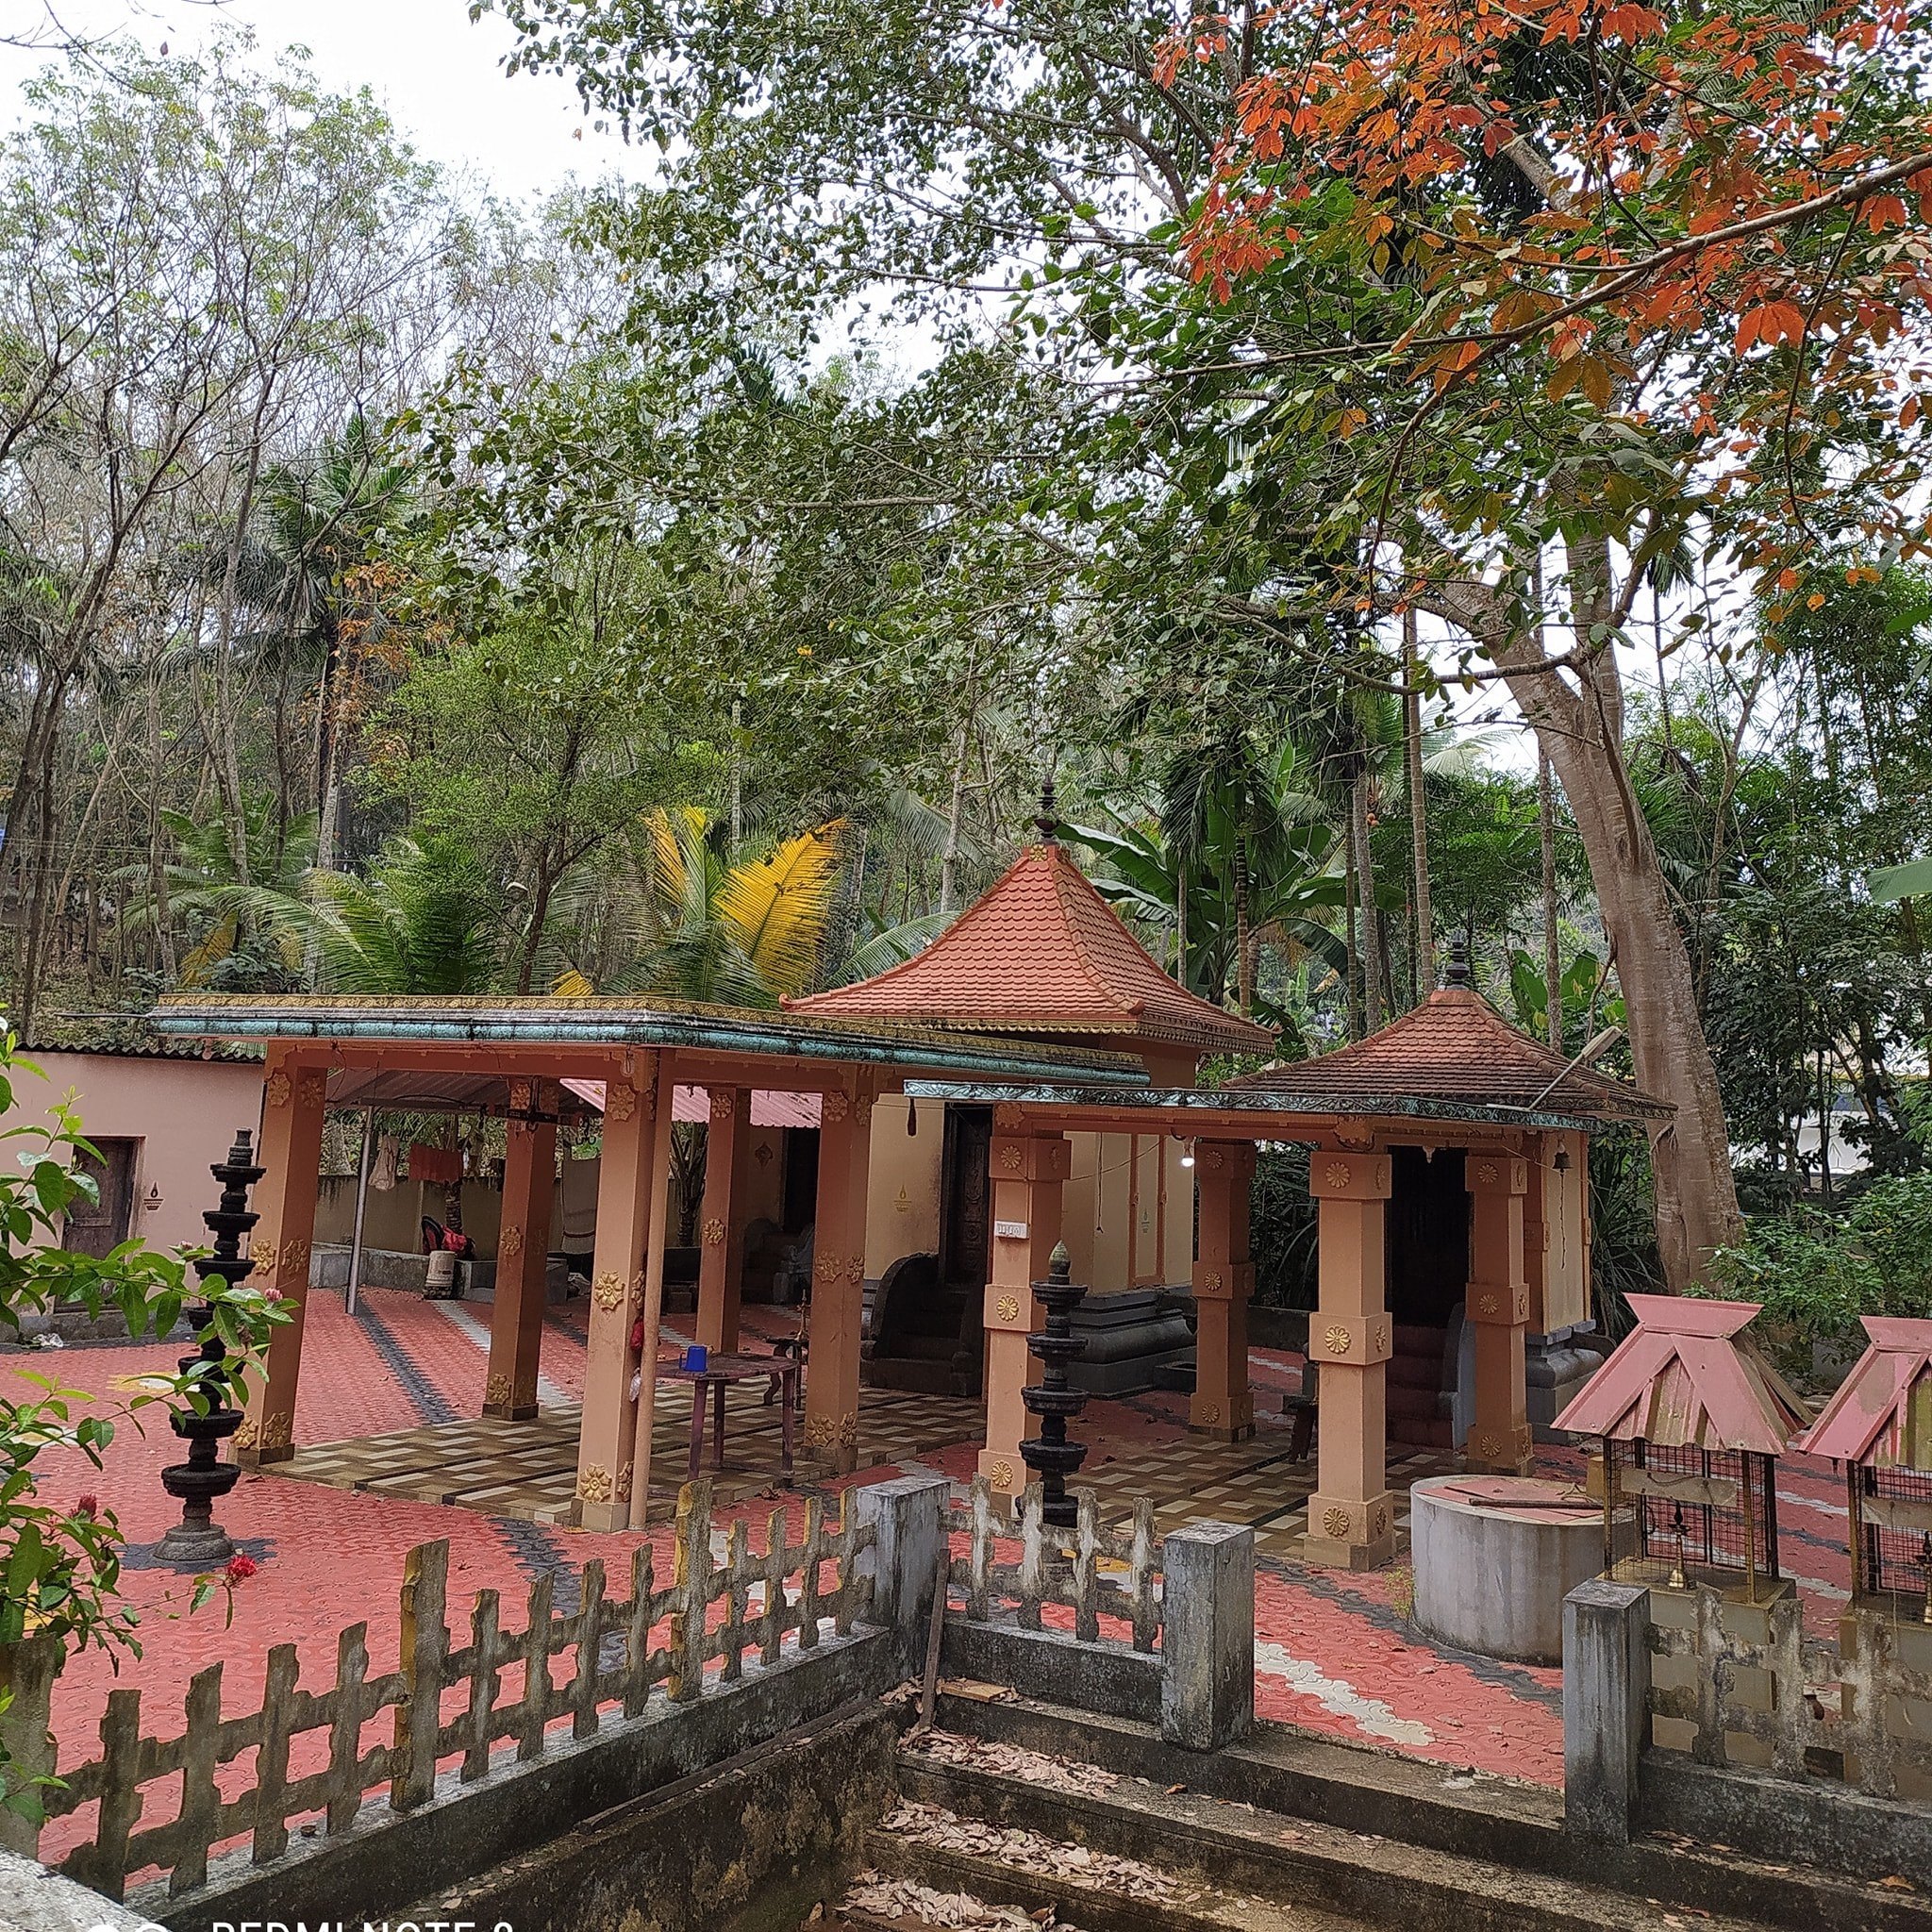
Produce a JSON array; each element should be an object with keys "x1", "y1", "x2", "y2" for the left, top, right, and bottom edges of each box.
[{"x1": 1384, "y1": 1146, "x2": 1470, "y2": 1450}]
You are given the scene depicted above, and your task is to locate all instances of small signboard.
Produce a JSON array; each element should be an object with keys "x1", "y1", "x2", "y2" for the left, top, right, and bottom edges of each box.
[{"x1": 992, "y1": 1220, "x2": 1029, "y2": 1241}]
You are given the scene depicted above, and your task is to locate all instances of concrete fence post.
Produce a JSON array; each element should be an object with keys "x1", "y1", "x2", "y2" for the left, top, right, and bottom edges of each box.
[
  {"x1": 858, "y1": 1475, "x2": 950, "y2": 1669},
  {"x1": 0, "y1": 1633, "x2": 60, "y2": 1857},
  {"x1": 1563, "y1": 1579, "x2": 1651, "y2": 1842},
  {"x1": 1159, "y1": 1522, "x2": 1255, "y2": 1750}
]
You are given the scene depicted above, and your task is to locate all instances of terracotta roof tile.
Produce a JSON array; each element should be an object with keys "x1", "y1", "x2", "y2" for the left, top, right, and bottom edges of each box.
[
  {"x1": 1794, "y1": 1316, "x2": 1932, "y2": 1469},
  {"x1": 786, "y1": 843, "x2": 1274, "y2": 1054},
  {"x1": 1552, "y1": 1295, "x2": 1808, "y2": 1454},
  {"x1": 1223, "y1": 986, "x2": 1670, "y2": 1125}
]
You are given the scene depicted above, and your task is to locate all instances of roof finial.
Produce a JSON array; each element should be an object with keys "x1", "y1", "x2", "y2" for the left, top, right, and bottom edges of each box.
[
  {"x1": 1444, "y1": 935, "x2": 1473, "y2": 988},
  {"x1": 1035, "y1": 769, "x2": 1058, "y2": 846}
]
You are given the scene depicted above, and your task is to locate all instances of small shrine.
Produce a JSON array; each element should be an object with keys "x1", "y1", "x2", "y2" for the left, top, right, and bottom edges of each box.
[
  {"x1": 1797, "y1": 1317, "x2": 1932, "y2": 1620},
  {"x1": 1554, "y1": 1295, "x2": 1807, "y2": 1601}
]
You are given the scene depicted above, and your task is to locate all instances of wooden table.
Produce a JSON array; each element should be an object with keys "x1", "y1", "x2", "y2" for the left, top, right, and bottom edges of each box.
[{"x1": 657, "y1": 1353, "x2": 800, "y2": 1481}]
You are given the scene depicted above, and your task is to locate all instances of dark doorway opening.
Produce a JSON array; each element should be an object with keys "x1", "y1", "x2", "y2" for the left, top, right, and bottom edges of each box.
[
  {"x1": 780, "y1": 1126, "x2": 819, "y2": 1234},
  {"x1": 1383, "y1": 1146, "x2": 1469, "y2": 1450}
]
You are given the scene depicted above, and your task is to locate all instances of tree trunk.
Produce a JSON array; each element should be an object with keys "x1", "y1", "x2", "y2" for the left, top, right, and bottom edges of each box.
[
  {"x1": 1352, "y1": 774, "x2": 1382, "y2": 1031},
  {"x1": 940, "y1": 700, "x2": 974, "y2": 916},
  {"x1": 1403, "y1": 604, "x2": 1435, "y2": 998},
  {"x1": 1540, "y1": 748, "x2": 1562, "y2": 1050},
  {"x1": 1433, "y1": 553, "x2": 1743, "y2": 1289},
  {"x1": 1233, "y1": 831, "x2": 1253, "y2": 1017}
]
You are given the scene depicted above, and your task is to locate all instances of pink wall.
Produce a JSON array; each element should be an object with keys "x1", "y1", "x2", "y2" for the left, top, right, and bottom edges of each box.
[{"x1": 2, "y1": 1050, "x2": 267, "y2": 1257}]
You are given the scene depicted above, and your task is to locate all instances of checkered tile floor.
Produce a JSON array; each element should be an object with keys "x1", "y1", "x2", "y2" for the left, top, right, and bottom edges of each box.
[{"x1": 280, "y1": 1385, "x2": 987, "y2": 1524}]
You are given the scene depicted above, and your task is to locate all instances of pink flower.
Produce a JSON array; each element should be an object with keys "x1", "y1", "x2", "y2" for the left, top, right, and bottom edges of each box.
[
  {"x1": 225, "y1": 1554, "x2": 258, "y2": 1584},
  {"x1": 75, "y1": 1494, "x2": 98, "y2": 1520}
]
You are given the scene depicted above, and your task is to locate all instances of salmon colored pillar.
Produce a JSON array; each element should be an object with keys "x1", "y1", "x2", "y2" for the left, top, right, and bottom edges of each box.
[
  {"x1": 978, "y1": 1130, "x2": 1070, "y2": 1497},
  {"x1": 1302, "y1": 1148, "x2": 1395, "y2": 1570},
  {"x1": 1465, "y1": 1149, "x2": 1533, "y2": 1474},
  {"x1": 1190, "y1": 1141, "x2": 1257, "y2": 1441},
  {"x1": 235, "y1": 1047, "x2": 327, "y2": 1468},
  {"x1": 803, "y1": 1075, "x2": 875, "y2": 1472},
  {"x1": 575, "y1": 1054, "x2": 661, "y2": 1533},
  {"x1": 624, "y1": 1063, "x2": 680, "y2": 1528},
  {"x1": 695, "y1": 1085, "x2": 753, "y2": 1357},
  {"x1": 485, "y1": 1078, "x2": 558, "y2": 1421}
]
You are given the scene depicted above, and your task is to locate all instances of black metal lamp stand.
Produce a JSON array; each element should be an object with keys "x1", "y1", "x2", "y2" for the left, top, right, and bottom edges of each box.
[
  {"x1": 155, "y1": 1130, "x2": 263, "y2": 1567},
  {"x1": 1019, "y1": 1241, "x2": 1091, "y2": 1528}
]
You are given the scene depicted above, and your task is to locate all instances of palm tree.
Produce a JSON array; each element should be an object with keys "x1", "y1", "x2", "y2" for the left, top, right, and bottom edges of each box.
[
  {"x1": 115, "y1": 795, "x2": 317, "y2": 991},
  {"x1": 244, "y1": 416, "x2": 412, "y2": 865},
  {"x1": 557, "y1": 809, "x2": 847, "y2": 1007},
  {"x1": 1159, "y1": 734, "x2": 1338, "y2": 1020},
  {"x1": 285, "y1": 835, "x2": 506, "y2": 996},
  {"x1": 1067, "y1": 781, "x2": 1347, "y2": 1023}
]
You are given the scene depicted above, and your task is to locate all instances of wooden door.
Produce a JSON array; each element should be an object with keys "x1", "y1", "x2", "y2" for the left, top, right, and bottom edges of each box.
[
  {"x1": 62, "y1": 1139, "x2": 137, "y2": 1257},
  {"x1": 938, "y1": 1105, "x2": 992, "y2": 1289}
]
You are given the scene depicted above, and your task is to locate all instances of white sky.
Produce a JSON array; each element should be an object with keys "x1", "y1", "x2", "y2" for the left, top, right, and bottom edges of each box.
[{"x1": 0, "y1": 0, "x2": 646, "y2": 200}]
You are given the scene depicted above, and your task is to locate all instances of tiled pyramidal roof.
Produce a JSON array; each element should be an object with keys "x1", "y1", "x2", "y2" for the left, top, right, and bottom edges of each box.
[
  {"x1": 1795, "y1": 1317, "x2": 1932, "y2": 1470},
  {"x1": 1224, "y1": 982, "x2": 1672, "y2": 1125},
  {"x1": 1553, "y1": 1295, "x2": 1808, "y2": 1454},
  {"x1": 786, "y1": 843, "x2": 1274, "y2": 1054}
]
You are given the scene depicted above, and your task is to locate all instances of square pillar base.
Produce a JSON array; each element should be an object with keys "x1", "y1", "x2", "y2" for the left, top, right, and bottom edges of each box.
[
  {"x1": 1463, "y1": 1425, "x2": 1534, "y2": 1475},
  {"x1": 1301, "y1": 1527, "x2": 1398, "y2": 1571},
  {"x1": 236, "y1": 1443, "x2": 295, "y2": 1470},
  {"x1": 977, "y1": 1446, "x2": 1024, "y2": 1496},
  {"x1": 1190, "y1": 1390, "x2": 1256, "y2": 1440},
  {"x1": 484, "y1": 1400, "x2": 541, "y2": 1423},
  {"x1": 1190, "y1": 1419, "x2": 1257, "y2": 1443},
  {"x1": 1302, "y1": 1488, "x2": 1397, "y2": 1571},
  {"x1": 578, "y1": 1498, "x2": 627, "y2": 1534}
]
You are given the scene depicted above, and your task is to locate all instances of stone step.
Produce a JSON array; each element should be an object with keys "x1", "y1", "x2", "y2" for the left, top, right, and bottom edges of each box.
[
  {"x1": 1384, "y1": 1380, "x2": 1445, "y2": 1417},
  {"x1": 1391, "y1": 1324, "x2": 1448, "y2": 1357},
  {"x1": 1388, "y1": 1416, "x2": 1455, "y2": 1449},
  {"x1": 857, "y1": 1811, "x2": 1368, "y2": 1932},
  {"x1": 921, "y1": 1692, "x2": 1932, "y2": 1932},
  {"x1": 890, "y1": 1753, "x2": 1774, "y2": 1932},
  {"x1": 1385, "y1": 1353, "x2": 1444, "y2": 1391}
]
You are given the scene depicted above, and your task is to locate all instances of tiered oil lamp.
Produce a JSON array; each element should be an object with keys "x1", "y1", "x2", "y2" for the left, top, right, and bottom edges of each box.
[
  {"x1": 154, "y1": 1130, "x2": 262, "y2": 1566},
  {"x1": 1019, "y1": 1241, "x2": 1091, "y2": 1528}
]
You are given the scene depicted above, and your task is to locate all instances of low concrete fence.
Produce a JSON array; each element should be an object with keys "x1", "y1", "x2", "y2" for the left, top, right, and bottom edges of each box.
[
  {"x1": 0, "y1": 1477, "x2": 940, "y2": 1925},
  {"x1": 1, "y1": 1473, "x2": 1254, "y2": 1926},
  {"x1": 1563, "y1": 1577, "x2": 1932, "y2": 1879},
  {"x1": 939, "y1": 1475, "x2": 1255, "y2": 1751}
]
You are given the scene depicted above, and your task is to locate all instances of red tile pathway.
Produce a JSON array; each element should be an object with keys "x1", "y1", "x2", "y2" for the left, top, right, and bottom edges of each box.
[{"x1": 7, "y1": 1287, "x2": 1862, "y2": 1824}]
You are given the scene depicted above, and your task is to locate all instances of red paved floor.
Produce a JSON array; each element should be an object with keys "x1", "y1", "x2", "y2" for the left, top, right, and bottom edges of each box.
[{"x1": 8, "y1": 1287, "x2": 1861, "y2": 1826}]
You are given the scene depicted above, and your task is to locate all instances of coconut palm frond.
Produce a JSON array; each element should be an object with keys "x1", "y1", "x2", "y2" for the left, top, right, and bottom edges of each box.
[
  {"x1": 715, "y1": 820, "x2": 847, "y2": 1000},
  {"x1": 829, "y1": 908, "x2": 957, "y2": 986}
]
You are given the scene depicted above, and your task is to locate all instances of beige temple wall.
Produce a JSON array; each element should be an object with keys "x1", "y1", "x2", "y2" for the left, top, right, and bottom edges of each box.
[
  {"x1": 863, "y1": 1094, "x2": 942, "y2": 1276},
  {"x1": 1059, "y1": 1130, "x2": 1194, "y2": 1292},
  {"x1": 0, "y1": 1050, "x2": 268, "y2": 1257},
  {"x1": 313, "y1": 1174, "x2": 510, "y2": 1257},
  {"x1": 1539, "y1": 1129, "x2": 1591, "y2": 1331}
]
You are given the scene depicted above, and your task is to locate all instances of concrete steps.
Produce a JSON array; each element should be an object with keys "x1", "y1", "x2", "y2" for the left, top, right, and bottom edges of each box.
[{"x1": 898, "y1": 1690, "x2": 1932, "y2": 1932}]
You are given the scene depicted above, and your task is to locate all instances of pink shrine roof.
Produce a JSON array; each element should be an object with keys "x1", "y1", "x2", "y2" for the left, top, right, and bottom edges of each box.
[
  {"x1": 786, "y1": 842, "x2": 1274, "y2": 1055},
  {"x1": 1552, "y1": 1294, "x2": 1808, "y2": 1454},
  {"x1": 563, "y1": 1079, "x2": 822, "y2": 1129},
  {"x1": 1793, "y1": 1316, "x2": 1932, "y2": 1471}
]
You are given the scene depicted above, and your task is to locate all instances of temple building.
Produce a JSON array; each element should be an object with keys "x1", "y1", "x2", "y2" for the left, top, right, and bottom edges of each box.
[{"x1": 144, "y1": 824, "x2": 1668, "y2": 1568}]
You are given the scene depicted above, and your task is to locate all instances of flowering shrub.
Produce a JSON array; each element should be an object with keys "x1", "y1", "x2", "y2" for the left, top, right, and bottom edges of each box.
[{"x1": 1, "y1": 1032, "x2": 289, "y2": 1826}]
